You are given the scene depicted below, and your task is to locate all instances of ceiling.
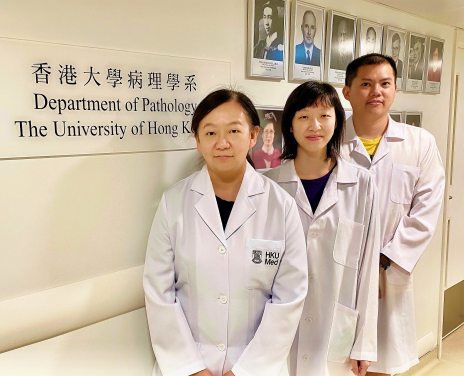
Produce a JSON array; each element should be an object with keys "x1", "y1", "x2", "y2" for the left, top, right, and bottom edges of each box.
[{"x1": 371, "y1": 0, "x2": 464, "y2": 29}]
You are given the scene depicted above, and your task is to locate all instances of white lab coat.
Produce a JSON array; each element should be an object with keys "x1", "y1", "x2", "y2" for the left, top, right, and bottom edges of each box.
[
  {"x1": 340, "y1": 116, "x2": 445, "y2": 374},
  {"x1": 265, "y1": 158, "x2": 381, "y2": 376},
  {"x1": 143, "y1": 162, "x2": 308, "y2": 376}
]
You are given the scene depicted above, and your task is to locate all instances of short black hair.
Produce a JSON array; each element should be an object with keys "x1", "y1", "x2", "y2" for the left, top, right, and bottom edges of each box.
[
  {"x1": 280, "y1": 81, "x2": 345, "y2": 162},
  {"x1": 392, "y1": 33, "x2": 401, "y2": 45},
  {"x1": 345, "y1": 53, "x2": 397, "y2": 87},
  {"x1": 191, "y1": 88, "x2": 260, "y2": 168}
]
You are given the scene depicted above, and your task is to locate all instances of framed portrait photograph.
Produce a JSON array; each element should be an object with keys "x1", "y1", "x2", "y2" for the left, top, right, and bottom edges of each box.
[
  {"x1": 357, "y1": 19, "x2": 383, "y2": 57},
  {"x1": 325, "y1": 10, "x2": 357, "y2": 85},
  {"x1": 251, "y1": 107, "x2": 284, "y2": 171},
  {"x1": 289, "y1": 2, "x2": 325, "y2": 82},
  {"x1": 247, "y1": 0, "x2": 286, "y2": 79},
  {"x1": 405, "y1": 32, "x2": 427, "y2": 92},
  {"x1": 389, "y1": 111, "x2": 403, "y2": 123},
  {"x1": 404, "y1": 112, "x2": 422, "y2": 127},
  {"x1": 383, "y1": 26, "x2": 407, "y2": 90},
  {"x1": 425, "y1": 37, "x2": 445, "y2": 93}
]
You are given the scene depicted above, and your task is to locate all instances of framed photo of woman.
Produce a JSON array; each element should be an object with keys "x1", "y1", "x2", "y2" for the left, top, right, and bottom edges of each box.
[
  {"x1": 251, "y1": 107, "x2": 284, "y2": 171},
  {"x1": 425, "y1": 36, "x2": 445, "y2": 93}
]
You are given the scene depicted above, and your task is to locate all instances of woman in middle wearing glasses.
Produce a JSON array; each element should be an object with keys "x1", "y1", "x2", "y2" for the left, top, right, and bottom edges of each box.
[{"x1": 265, "y1": 82, "x2": 380, "y2": 376}]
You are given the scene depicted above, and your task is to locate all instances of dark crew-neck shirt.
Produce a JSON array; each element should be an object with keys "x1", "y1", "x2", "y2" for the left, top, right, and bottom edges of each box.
[
  {"x1": 216, "y1": 196, "x2": 235, "y2": 229},
  {"x1": 300, "y1": 166, "x2": 335, "y2": 213}
]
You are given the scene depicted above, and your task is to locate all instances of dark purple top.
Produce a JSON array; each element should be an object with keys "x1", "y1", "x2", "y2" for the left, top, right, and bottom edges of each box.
[{"x1": 301, "y1": 166, "x2": 335, "y2": 213}]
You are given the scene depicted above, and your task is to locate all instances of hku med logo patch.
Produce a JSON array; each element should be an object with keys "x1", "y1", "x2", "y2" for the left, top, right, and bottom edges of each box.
[{"x1": 252, "y1": 250, "x2": 262, "y2": 264}]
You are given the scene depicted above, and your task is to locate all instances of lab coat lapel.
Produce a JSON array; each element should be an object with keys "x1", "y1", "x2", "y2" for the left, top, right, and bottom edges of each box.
[
  {"x1": 191, "y1": 165, "x2": 227, "y2": 246},
  {"x1": 278, "y1": 160, "x2": 313, "y2": 218},
  {"x1": 345, "y1": 117, "x2": 372, "y2": 165},
  {"x1": 372, "y1": 116, "x2": 405, "y2": 165},
  {"x1": 313, "y1": 159, "x2": 358, "y2": 220},
  {"x1": 225, "y1": 163, "x2": 264, "y2": 239}
]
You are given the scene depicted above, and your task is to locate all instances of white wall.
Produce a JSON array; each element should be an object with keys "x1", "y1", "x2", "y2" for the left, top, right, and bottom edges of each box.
[{"x1": 0, "y1": 0, "x2": 455, "y2": 353}]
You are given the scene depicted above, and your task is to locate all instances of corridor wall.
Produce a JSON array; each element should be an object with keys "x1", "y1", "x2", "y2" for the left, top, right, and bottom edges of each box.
[{"x1": 0, "y1": 0, "x2": 455, "y2": 355}]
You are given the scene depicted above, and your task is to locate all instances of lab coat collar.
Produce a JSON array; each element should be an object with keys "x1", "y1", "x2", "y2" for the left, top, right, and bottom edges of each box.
[
  {"x1": 384, "y1": 116, "x2": 405, "y2": 140},
  {"x1": 276, "y1": 158, "x2": 357, "y2": 220},
  {"x1": 345, "y1": 115, "x2": 404, "y2": 165},
  {"x1": 277, "y1": 160, "x2": 313, "y2": 218},
  {"x1": 191, "y1": 162, "x2": 264, "y2": 245},
  {"x1": 345, "y1": 115, "x2": 404, "y2": 142}
]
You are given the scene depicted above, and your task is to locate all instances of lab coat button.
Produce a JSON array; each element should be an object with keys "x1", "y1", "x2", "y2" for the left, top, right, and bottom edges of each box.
[
  {"x1": 309, "y1": 274, "x2": 315, "y2": 282},
  {"x1": 217, "y1": 344, "x2": 226, "y2": 351},
  {"x1": 309, "y1": 232, "x2": 317, "y2": 238},
  {"x1": 305, "y1": 317, "x2": 313, "y2": 324},
  {"x1": 302, "y1": 355, "x2": 309, "y2": 362},
  {"x1": 218, "y1": 246, "x2": 226, "y2": 254},
  {"x1": 219, "y1": 295, "x2": 228, "y2": 304}
]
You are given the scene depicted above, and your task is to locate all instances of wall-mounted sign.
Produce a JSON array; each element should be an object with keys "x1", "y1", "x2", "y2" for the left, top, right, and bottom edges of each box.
[{"x1": 0, "y1": 38, "x2": 230, "y2": 159}]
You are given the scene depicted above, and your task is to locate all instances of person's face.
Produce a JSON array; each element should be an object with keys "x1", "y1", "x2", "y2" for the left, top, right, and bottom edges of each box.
[
  {"x1": 263, "y1": 7, "x2": 273, "y2": 35},
  {"x1": 392, "y1": 39, "x2": 400, "y2": 61},
  {"x1": 195, "y1": 101, "x2": 259, "y2": 175},
  {"x1": 291, "y1": 105, "x2": 336, "y2": 157},
  {"x1": 262, "y1": 122, "x2": 275, "y2": 148},
  {"x1": 301, "y1": 12, "x2": 317, "y2": 47},
  {"x1": 342, "y1": 63, "x2": 397, "y2": 120},
  {"x1": 433, "y1": 47, "x2": 439, "y2": 63},
  {"x1": 338, "y1": 20, "x2": 348, "y2": 53},
  {"x1": 413, "y1": 41, "x2": 422, "y2": 64},
  {"x1": 366, "y1": 29, "x2": 376, "y2": 54}
]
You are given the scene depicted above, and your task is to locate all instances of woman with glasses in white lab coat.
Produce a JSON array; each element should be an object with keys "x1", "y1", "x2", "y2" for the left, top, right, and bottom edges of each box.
[
  {"x1": 143, "y1": 89, "x2": 308, "y2": 376},
  {"x1": 265, "y1": 82, "x2": 381, "y2": 376}
]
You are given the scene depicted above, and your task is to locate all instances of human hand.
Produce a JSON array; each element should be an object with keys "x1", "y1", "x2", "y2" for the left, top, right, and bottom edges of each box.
[
  {"x1": 223, "y1": 371, "x2": 235, "y2": 376},
  {"x1": 191, "y1": 369, "x2": 214, "y2": 376},
  {"x1": 350, "y1": 359, "x2": 371, "y2": 376}
]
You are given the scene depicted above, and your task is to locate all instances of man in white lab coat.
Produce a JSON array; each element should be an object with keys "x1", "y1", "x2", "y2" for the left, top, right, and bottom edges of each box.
[{"x1": 341, "y1": 53, "x2": 445, "y2": 375}]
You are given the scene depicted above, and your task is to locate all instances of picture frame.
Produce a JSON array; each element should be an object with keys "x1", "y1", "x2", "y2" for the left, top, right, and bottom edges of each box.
[
  {"x1": 405, "y1": 32, "x2": 427, "y2": 92},
  {"x1": 325, "y1": 10, "x2": 357, "y2": 85},
  {"x1": 404, "y1": 111, "x2": 422, "y2": 127},
  {"x1": 251, "y1": 106, "x2": 284, "y2": 171},
  {"x1": 357, "y1": 19, "x2": 383, "y2": 57},
  {"x1": 289, "y1": 1, "x2": 325, "y2": 82},
  {"x1": 389, "y1": 111, "x2": 403, "y2": 123},
  {"x1": 425, "y1": 36, "x2": 445, "y2": 94},
  {"x1": 247, "y1": 0, "x2": 287, "y2": 79},
  {"x1": 383, "y1": 26, "x2": 407, "y2": 90}
]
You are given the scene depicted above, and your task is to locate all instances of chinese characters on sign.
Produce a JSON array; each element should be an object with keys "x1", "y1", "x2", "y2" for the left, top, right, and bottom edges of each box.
[{"x1": 32, "y1": 63, "x2": 197, "y2": 91}]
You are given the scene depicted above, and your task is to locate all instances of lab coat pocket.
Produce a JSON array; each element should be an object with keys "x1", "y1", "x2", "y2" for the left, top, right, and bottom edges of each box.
[
  {"x1": 386, "y1": 263, "x2": 413, "y2": 285},
  {"x1": 390, "y1": 163, "x2": 420, "y2": 205},
  {"x1": 245, "y1": 238, "x2": 285, "y2": 290},
  {"x1": 327, "y1": 302, "x2": 359, "y2": 363},
  {"x1": 333, "y1": 218, "x2": 364, "y2": 269}
]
